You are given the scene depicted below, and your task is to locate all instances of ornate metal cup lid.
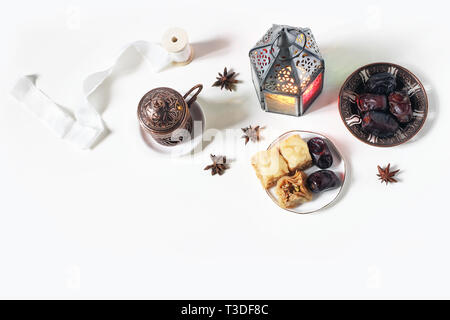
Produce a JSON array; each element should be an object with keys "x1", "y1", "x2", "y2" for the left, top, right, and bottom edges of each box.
[{"x1": 138, "y1": 87, "x2": 188, "y2": 134}]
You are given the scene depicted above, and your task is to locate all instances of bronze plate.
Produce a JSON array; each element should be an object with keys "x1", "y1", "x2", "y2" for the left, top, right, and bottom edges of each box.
[{"x1": 338, "y1": 62, "x2": 428, "y2": 147}]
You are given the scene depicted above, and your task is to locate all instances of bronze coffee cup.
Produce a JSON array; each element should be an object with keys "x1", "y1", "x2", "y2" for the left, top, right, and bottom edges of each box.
[{"x1": 138, "y1": 84, "x2": 202, "y2": 146}]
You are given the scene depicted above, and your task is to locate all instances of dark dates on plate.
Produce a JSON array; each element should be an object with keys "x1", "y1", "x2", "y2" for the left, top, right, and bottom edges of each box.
[
  {"x1": 365, "y1": 72, "x2": 396, "y2": 95},
  {"x1": 361, "y1": 111, "x2": 399, "y2": 138},
  {"x1": 357, "y1": 93, "x2": 387, "y2": 113},
  {"x1": 307, "y1": 137, "x2": 333, "y2": 169},
  {"x1": 307, "y1": 170, "x2": 340, "y2": 193},
  {"x1": 388, "y1": 91, "x2": 412, "y2": 123}
]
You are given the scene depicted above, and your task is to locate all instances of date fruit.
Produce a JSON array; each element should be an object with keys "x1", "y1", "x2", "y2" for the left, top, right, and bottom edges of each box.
[
  {"x1": 357, "y1": 93, "x2": 387, "y2": 113},
  {"x1": 307, "y1": 138, "x2": 333, "y2": 169},
  {"x1": 365, "y1": 72, "x2": 396, "y2": 95},
  {"x1": 388, "y1": 91, "x2": 412, "y2": 123},
  {"x1": 307, "y1": 170, "x2": 340, "y2": 193},
  {"x1": 361, "y1": 111, "x2": 399, "y2": 138}
]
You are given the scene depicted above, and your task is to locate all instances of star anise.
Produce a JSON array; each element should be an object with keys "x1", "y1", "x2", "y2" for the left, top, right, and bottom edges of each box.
[
  {"x1": 377, "y1": 163, "x2": 400, "y2": 185},
  {"x1": 212, "y1": 67, "x2": 238, "y2": 91},
  {"x1": 241, "y1": 125, "x2": 264, "y2": 145},
  {"x1": 204, "y1": 154, "x2": 229, "y2": 176}
]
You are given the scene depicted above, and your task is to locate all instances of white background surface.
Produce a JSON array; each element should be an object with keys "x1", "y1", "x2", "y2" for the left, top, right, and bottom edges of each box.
[{"x1": 1, "y1": 0, "x2": 449, "y2": 299}]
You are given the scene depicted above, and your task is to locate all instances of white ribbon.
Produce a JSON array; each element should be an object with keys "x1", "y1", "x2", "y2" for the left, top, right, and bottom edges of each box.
[{"x1": 11, "y1": 41, "x2": 191, "y2": 149}]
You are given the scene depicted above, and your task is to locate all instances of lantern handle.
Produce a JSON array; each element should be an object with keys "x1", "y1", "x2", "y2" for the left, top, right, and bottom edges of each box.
[
  {"x1": 270, "y1": 28, "x2": 307, "y2": 61},
  {"x1": 183, "y1": 84, "x2": 203, "y2": 107}
]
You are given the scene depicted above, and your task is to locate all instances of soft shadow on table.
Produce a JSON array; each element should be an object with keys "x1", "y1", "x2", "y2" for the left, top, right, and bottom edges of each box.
[
  {"x1": 155, "y1": 37, "x2": 231, "y2": 73},
  {"x1": 192, "y1": 37, "x2": 231, "y2": 60},
  {"x1": 313, "y1": 43, "x2": 437, "y2": 144},
  {"x1": 86, "y1": 46, "x2": 146, "y2": 147},
  {"x1": 306, "y1": 43, "x2": 401, "y2": 114},
  {"x1": 194, "y1": 93, "x2": 251, "y2": 152},
  {"x1": 88, "y1": 46, "x2": 145, "y2": 115},
  {"x1": 405, "y1": 66, "x2": 438, "y2": 144},
  {"x1": 88, "y1": 125, "x2": 111, "y2": 149},
  {"x1": 21, "y1": 75, "x2": 112, "y2": 149},
  {"x1": 27, "y1": 74, "x2": 76, "y2": 116}
]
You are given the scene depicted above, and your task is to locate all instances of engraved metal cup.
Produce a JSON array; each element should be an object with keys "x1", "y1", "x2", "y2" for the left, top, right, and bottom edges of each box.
[{"x1": 138, "y1": 84, "x2": 203, "y2": 146}]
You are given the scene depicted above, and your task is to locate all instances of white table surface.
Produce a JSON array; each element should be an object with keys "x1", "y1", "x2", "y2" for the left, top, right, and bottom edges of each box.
[{"x1": 1, "y1": 0, "x2": 449, "y2": 299}]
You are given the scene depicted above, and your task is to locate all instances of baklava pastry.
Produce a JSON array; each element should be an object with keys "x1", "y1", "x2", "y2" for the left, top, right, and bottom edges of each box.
[
  {"x1": 279, "y1": 135, "x2": 313, "y2": 172},
  {"x1": 251, "y1": 147, "x2": 289, "y2": 189},
  {"x1": 276, "y1": 171, "x2": 312, "y2": 209}
]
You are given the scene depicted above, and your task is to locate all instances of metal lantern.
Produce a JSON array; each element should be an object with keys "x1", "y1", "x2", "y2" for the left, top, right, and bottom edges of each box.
[{"x1": 249, "y1": 24, "x2": 325, "y2": 116}]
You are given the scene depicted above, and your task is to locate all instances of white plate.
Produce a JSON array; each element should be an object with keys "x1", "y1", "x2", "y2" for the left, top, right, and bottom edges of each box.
[
  {"x1": 266, "y1": 130, "x2": 347, "y2": 214},
  {"x1": 139, "y1": 101, "x2": 205, "y2": 157}
]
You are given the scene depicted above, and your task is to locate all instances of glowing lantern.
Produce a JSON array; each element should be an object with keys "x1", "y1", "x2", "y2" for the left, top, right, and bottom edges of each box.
[{"x1": 249, "y1": 25, "x2": 324, "y2": 116}]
